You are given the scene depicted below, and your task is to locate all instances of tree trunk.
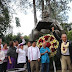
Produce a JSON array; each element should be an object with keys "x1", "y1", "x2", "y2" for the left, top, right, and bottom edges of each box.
[
  {"x1": 48, "y1": 0, "x2": 51, "y2": 16},
  {"x1": 42, "y1": 0, "x2": 44, "y2": 19},
  {"x1": 33, "y1": 0, "x2": 37, "y2": 26}
]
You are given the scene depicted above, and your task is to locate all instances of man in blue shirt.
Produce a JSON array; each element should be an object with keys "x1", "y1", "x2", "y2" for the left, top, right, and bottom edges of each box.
[{"x1": 40, "y1": 42, "x2": 50, "y2": 72}]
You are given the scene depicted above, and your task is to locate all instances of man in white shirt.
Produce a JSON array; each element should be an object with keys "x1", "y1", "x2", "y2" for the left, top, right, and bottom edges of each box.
[
  {"x1": 28, "y1": 41, "x2": 40, "y2": 72},
  {"x1": 0, "y1": 38, "x2": 3, "y2": 49}
]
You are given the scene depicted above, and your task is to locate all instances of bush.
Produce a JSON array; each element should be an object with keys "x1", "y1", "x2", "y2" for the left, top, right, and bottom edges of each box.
[{"x1": 67, "y1": 30, "x2": 72, "y2": 41}]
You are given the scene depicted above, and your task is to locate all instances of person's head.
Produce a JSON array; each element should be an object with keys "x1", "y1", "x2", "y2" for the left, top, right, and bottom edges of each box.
[
  {"x1": 61, "y1": 34, "x2": 67, "y2": 42},
  {"x1": 32, "y1": 41, "x2": 36, "y2": 47},
  {"x1": 14, "y1": 40, "x2": 18, "y2": 46},
  {"x1": 20, "y1": 44, "x2": 23, "y2": 49},
  {"x1": 0, "y1": 39, "x2": 2, "y2": 45},
  {"x1": 3, "y1": 43, "x2": 7, "y2": 49},
  {"x1": 27, "y1": 41, "x2": 31, "y2": 47},
  {"x1": 43, "y1": 42, "x2": 46, "y2": 48},
  {"x1": 0, "y1": 45, "x2": 1, "y2": 50},
  {"x1": 9, "y1": 41, "x2": 14, "y2": 47}
]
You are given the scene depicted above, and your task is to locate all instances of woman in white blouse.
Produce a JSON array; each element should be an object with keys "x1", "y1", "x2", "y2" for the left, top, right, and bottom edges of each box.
[
  {"x1": 16, "y1": 44, "x2": 26, "y2": 68},
  {"x1": 0, "y1": 45, "x2": 5, "y2": 72}
]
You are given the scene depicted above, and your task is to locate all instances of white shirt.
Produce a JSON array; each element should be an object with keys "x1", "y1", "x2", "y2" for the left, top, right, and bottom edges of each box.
[
  {"x1": 0, "y1": 50, "x2": 5, "y2": 64},
  {"x1": 0, "y1": 44, "x2": 3, "y2": 49},
  {"x1": 28, "y1": 46, "x2": 40, "y2": 61},
  {"x1": 23, "y1": 45, "x2": 28, "y2": 57},
  {"x1": 61, "y1": 42, "x2": 70, "y2": 55},
  {"x1": 16, "y1": 48, "x2": 26, "y2": 64}
]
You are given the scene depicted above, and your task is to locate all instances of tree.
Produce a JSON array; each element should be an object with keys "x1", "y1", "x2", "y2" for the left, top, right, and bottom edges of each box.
[
  {"x1": 0, "y1": 0, "x2": 11, "y2": 37},
  {"x1": 42, "y1": 0, "x2": 44, "y2": 19},
  {"x1": 60, "y1": 23, "x2": 72, "y2": 33},
  {"x1": 67, "y1": 30, "x2": 72, "y2": 41},
  {"x1": 2, "y1": 33, "x2": 29, "y2": 45},
  {"x1": 33, "y1": 0, "x2": 37, "y2": 25},
  {"x1": 35, "y1": 0, "x2": 72, "y2": 22}
]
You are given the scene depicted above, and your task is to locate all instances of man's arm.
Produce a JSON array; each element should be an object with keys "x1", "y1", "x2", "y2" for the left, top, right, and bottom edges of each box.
[
  {"x1": 38, "y1": 48, "x2": 40, "y2": 58},
  {"x1": 21, "y1": 39, "x2": 25, "y2": 44},
  {"x1": 47, "y1": 48, "x2": 51, "y2": 54},
  {"x1": 28, "y1": 48, "x2": 30, "y2": 62},
  {"x1": 41, "y1": 53, "x2": 45, "y2": 55},
  {"x1": 37, "y1": 48, "x2": 40, "y2": 62},
  {"x1": 20, "y1": 36, "x2": 26, "y2": 45},
  {"x1": 52, "y1": 27, "x2": 62, "y2": 41},
  {"x1": 40, "y1": 50, "x2": 48, "y2": 56}
]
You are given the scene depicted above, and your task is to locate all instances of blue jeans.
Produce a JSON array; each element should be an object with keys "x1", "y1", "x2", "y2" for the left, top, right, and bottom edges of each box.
[{"x1": 41, "y1": 63, "x2": 49, "y2": 72}]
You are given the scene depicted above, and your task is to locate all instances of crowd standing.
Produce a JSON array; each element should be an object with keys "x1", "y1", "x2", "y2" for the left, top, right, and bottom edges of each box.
[{"x1": 0, "y1": 27, "x2": 72, "y2": 72}]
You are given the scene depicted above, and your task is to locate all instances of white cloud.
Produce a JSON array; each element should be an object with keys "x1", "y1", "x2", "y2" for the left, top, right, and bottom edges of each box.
[{"x1": 12, "y1": 12, "x2": 34, "y2": 35}]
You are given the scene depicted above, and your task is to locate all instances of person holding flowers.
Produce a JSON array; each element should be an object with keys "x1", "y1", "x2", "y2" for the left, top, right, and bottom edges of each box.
[
  {"x1": 40, "y1": 42, "x2": 50, "y2": 72},
  {"x1": 52, "y1": 27, "x2": 72, "y2": 72}
]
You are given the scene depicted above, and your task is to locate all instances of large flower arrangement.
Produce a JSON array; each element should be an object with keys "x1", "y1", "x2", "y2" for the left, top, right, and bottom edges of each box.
[{"x1": 37, "y1": 34, "x2": 59, "y2": 57}]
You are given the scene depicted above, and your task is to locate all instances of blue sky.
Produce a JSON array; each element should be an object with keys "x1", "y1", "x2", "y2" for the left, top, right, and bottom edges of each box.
[{"x1": 10, "y1": 1, "x2": 72, "y2": 36}]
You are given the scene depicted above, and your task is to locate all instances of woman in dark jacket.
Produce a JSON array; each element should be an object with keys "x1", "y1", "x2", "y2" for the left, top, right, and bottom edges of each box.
[{"x1": 7, "y1": 41, "x2": 17, "y2": 70}]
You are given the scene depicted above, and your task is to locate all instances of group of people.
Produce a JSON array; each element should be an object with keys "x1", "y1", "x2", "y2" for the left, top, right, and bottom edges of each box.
[
  {"x1": 0, "y1": 37, "x2": 26, "y2": 72},
  {"x1": 0, "y1": 36, "x2": 51, "y2": 72},
  {"x1": 0, "y1": 27, "x2": 72, "y2": 72}
]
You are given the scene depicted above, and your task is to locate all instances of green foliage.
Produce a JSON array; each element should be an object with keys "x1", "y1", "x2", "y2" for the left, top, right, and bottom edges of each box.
[
  {"x1": 33, "y1": 0, "x2": 72, "y2": 22},
  {"x1": 67, "y1": 30, "x2": 72, "y2": 41},
  {"x1": 24, "y1": 35, "x2": 29, "y2": 43},
  {"x1": 60, "y1": 23, "x2": 72, "y2": 33},
  {"x1": 0, "y1": 0, "x2": 11, "y2": 37},
  {"x1": 2, "y1": 33, "x2": 29, "y2": 45}
]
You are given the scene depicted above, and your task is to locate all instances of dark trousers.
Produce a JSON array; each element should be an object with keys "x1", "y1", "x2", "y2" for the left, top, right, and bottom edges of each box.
[
  {"x1": 26, "y1": 57, "x2": 31, "y2": 72},
  {"x1": 3, "y1": 62, "x2": 7, "y2": 72},
  {"x1": 15, "y1": 59, "x2": 18, "y2": 68},
  {"x1": 18, "y1": 63, "x2": 25, "y2": 68},
  {"x1": 15, "y1": 53, "x2": 18, "y2": 68},
  {"x1": 18, "y1": 63, "x2": 25, "y2": 72},
  {"x1": 0, "y1": 64, "x2": 3, "y2": 72},
  {"x1": 41, "y1": 63, "x2": 49, "y2": 72}
]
